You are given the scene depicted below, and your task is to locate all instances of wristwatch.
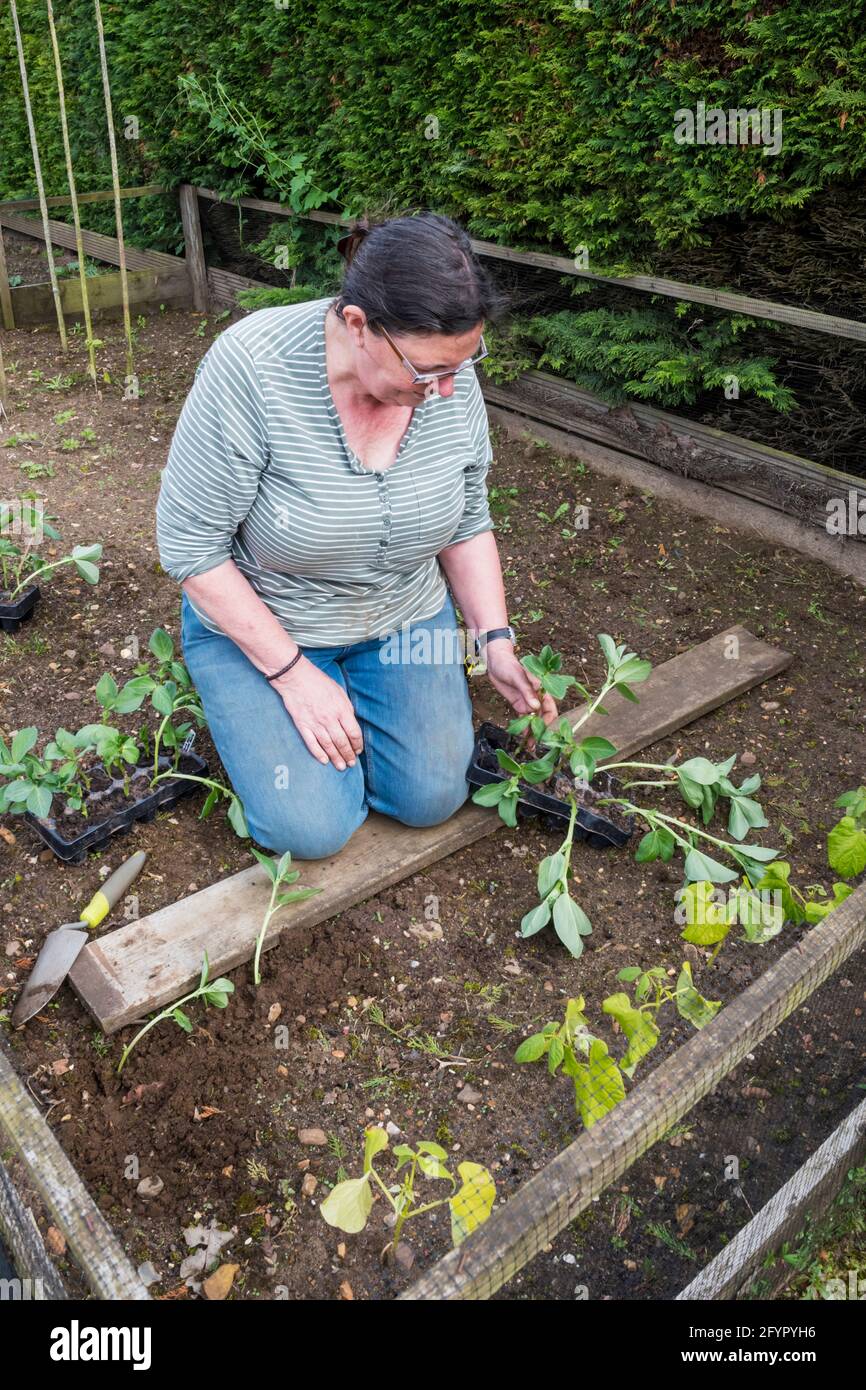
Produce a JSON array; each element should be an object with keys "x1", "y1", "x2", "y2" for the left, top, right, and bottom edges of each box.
[{"x1": 474, "y1": 625, "x2": 516, "y2": 658}]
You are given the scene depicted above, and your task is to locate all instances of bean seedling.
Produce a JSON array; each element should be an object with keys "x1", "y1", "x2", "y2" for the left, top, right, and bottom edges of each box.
[
  {"x1": 319, "y1": 1127, "x2": 496, "y2": 1259},
  {"x1": 117, "y1": 951, "x2": 234, "y2": 1074}
]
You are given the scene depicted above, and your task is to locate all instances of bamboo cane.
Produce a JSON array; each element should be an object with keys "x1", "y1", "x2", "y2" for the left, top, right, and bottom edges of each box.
[
  {"x1": 46, "y1": 0, "x2": 97, "y2": 386},
  {"x1": 9, "y1": 0, "x2": 67, "y2": 351},
  {"x1": 93, "y1": 0, "x2": 133, "y2": 383}
]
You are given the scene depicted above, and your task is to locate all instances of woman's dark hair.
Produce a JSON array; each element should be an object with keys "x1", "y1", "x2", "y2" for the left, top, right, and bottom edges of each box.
[{"x1": 333, "y1": 211, "x2": 508, "y2": 337}]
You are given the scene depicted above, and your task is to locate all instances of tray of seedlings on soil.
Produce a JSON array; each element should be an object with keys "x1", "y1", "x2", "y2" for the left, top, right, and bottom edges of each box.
[
  {"x1": 0, "y1": 627, "x2": 250, "y2": 862},
  {"x1": 0, "y1": 495, "x2": 102, "y2": 633}
]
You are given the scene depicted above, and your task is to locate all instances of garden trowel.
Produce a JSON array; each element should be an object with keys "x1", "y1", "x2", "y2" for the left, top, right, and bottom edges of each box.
[{"x1": 11, "y1": 851, "x2": 147, "y2": 1026}]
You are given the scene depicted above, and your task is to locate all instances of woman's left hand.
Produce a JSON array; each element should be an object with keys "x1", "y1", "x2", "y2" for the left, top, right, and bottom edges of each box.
[{"x1": 484, "y1": 642, "x2": 558, "y2": 725}]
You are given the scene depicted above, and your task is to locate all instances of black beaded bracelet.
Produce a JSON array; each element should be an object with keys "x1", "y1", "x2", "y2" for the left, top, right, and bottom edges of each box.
[{"x1": 265, "y1": 649, "x2": 303, "y2": 683}]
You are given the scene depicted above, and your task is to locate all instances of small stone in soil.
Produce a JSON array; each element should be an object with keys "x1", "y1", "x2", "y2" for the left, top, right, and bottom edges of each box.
[
  {"x1": 136, "y1": 1176, "x2": 164, "y2": 1198},
  {"x1": 298, "y1": 1127, "x2": 327, "y2": 1146},
  {"x1": 457, "y1": 1085, "x2": 483, "y2": 1105},
  {"x1": 301, "y1": 1173, "x2": 318, "y2": 1198}
]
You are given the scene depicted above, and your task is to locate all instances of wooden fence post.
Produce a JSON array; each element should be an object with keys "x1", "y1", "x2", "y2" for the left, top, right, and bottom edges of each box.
[
  {"x1": 178, "y1": 184, "x2": 210, "y2": 312},
  {"x1": 0, "y1": 229, "x2": 14, "y2": 331}
]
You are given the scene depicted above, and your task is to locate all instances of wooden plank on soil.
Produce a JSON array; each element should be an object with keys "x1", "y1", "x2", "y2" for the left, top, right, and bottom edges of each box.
[{"x1": 69, "y1": 626, "x2": 791, "y2": 1034}]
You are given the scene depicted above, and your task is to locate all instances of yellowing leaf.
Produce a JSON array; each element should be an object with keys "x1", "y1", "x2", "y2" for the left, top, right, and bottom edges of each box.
[
  {"x1": 449, "y1": 1162, "x2": 496, "y2": 1246},
  {"x1": 319, "y1": 1176, "x2": 373, "y2": 1234}
]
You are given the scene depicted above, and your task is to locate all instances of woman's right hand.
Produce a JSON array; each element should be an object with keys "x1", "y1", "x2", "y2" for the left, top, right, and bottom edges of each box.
[{"x1": 272, "y1": 657, "x2": 364, "y2": 771}]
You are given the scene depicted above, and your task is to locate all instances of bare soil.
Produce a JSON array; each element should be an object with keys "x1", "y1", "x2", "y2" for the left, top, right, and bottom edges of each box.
[{"x1": 0, "y1": 296, "x2": 864, "y2": 1302}]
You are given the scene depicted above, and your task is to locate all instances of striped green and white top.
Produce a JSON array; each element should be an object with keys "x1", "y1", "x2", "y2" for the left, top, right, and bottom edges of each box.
[{"x1": 156, "y1": 296, "x2": 494, "y2": 648}]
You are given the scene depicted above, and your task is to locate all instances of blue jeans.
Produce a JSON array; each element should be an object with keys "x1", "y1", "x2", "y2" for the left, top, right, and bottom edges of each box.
[{"x1": 180, "y1": 593, "x2": 475, "y2": 858}]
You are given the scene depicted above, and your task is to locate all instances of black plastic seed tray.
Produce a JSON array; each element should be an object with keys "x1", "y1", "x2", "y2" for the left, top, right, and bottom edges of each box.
[
  {"x1": 0, "y1": 585, "x2": 40, "y2": 635},
  {"x1": 24, "y1": 751, "x2": 209, "y2": 864},
  {"x1": 467, "y1": 721, "x2": 634, "y2": 849}
]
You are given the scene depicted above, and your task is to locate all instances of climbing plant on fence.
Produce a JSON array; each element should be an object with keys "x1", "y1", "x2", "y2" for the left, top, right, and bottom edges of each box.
[{"x1": 0, "y1": 0, "x2": 863, "y2": 269}]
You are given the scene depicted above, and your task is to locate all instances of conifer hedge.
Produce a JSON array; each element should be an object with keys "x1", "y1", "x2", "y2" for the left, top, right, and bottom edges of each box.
[{"x1": 0, "y1": 0, "x2": 863, "y2": 271}]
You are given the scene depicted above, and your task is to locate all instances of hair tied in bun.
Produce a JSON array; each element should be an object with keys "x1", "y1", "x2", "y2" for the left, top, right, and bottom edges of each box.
[{"x1": 337, "y1": 221, "x2": 370, "y2": 265}]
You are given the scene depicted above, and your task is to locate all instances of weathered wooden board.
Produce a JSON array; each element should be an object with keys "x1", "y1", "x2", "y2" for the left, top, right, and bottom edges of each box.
[
  {"x1": 10, "y1": 267, "x2": 191, "y2": 324},
  {"x1": 0, "y1": 1041, "x2": 149, "y2": 1299},
  {"x1": 0, "y1": 209, "x2": 186, "y2": 276},
  {"x1": 70, "y1": 626, "x2": 791, "y2": 1033}
]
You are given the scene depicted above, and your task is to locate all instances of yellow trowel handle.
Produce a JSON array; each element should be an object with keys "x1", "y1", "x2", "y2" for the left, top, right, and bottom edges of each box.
[{"x1": 79, "y1": 850, "x2": 147, "y2": 929}]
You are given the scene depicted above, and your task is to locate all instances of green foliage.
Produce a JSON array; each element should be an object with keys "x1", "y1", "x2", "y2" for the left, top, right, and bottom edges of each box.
[
  {"x1": 235, "y1": 285, "x2": 323, "y2": 311},
  {"x1": 0, "y1": 3, "x2": 862, "y2": 269},
  {"x1": 516, "y1": 967, "x2": 720, "y2": 1128},
  {"x1": 484, "y1": 307, "x2": 796, "y2": 412}
]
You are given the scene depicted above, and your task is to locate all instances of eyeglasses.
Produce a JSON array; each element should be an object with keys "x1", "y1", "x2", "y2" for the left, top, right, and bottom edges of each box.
[{"x1": 376, "y1": 324, "x2": 488, "y2": 385}]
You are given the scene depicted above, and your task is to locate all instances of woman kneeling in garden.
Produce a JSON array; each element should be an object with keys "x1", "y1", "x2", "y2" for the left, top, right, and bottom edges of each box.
[{"x1": 156, "y1": 212, "x2": 556, "y2": 858}]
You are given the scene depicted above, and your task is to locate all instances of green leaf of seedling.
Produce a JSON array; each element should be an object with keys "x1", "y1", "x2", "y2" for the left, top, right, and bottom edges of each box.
[
  {"x1": 274, "y1": 887, "x2": 321, "y2": 909},
  {"x1": 320, "y1": 1176, "x2": 373, "y2": 1234},
  {"x1": 541, "y1": 671, "x2": 576, "y2": 700},
  {"x1": 728, "y1": 795, "x2": 769, "y2": 841},
  {"x1": 149, "y1": 627, "x2": 174, "y2": 663},
  {"x1": 572, "y1": 1038, "x2": 626, "y2": 1127},
  {"x1": 803, "y1": 883, "x2": 853, "y2": 923},
  {"x1": 683, "y1": 848, "x2": 738, "y2": 884},
  {"x1": 635, "y1": 827, "x2": 675, "y2": 863},
  {"x1": 699, "y1": 783, "x2": 717, "y2": 826},
  {"x1": 569, "y1": 748, "x2": 595, "y2": 782},
  {"x1": 26, "y1": 784, "x2": 53, "y2": 818},
  {"x1": 617, "y1": 966, "x2": 643, "y2": 982},
  {"x1": 150, "y1": 684, "x2": 175, "y2": 717},
  {"x1": 392, "y1": 1143, "x2": 415, "y2": 1172},
  {"x1": 614, "y1": 657, "x2": 652, "y2": 687},
  {"x1": 827, "y1": 816, "x2": 866, "y2": 878},
  {"x1": 521, "y1": 899, "x2": 552, "y2": 937},
  {"x1": 200, "y1": 787, "x2": 219, "y2": 819},
  {"x1": 495, "y1": 749, "x2": 523, "y2": 776},
  {"x1": 552, "y1": 892, "x2": 592, "y2": 958},
  {"x1": 537, "y1": 851, "x2": 565, "y2": 898},
  {"x1": 678, "y1": 880, "x2": 734, "y2": 944},
  {"x1": 11, "y1": 727, "x2": 38, "y2": 762},
  {"x1": 834, "y1": 787, "x2": 866, "y2": 819},
  {"x1": 472, "y1": 781, "x2": 507, "y2": 806},
  {"x1": 514, "y1": 1032, "x2": 550, "y2": 1063},
  {"x1": 733, "y1": 886, "x2": 785, "y2": 942},
  {"x1": 521, "y1": 751, "x2": 558, "y2": 784},
  {"x1": 417, "y1": 1147, "x2": 451, "y2": 1180},
  {"x1": 677, "y1": 757, "x2": 720, "y2": 785},
  {"x1": 597, "y1": 634, "x2": 619, "y2": 670},
  {"x1": 363, "y1": 1125, "x2": 389, "y2": 1173},
  {"x1": 172, "y1": 1007, "x2": 194, "y2": 1033},
  {"x1": 227, "y1": 798, "x2": 250, "y2": 839},
  {"x1": 95, "y1": 673, "x2": 118, "y2": 708},
  {"x1": 251, "y1": 847, "x2": 279, "y2": 882},
  {"x1": 754, "y1": 861, "x2": 805, "y2": 924},
  {"x1": 417, "y1": 1141, "x2": 448, "y2": 1161},
  {"x1": 520, "y1": 654, "x2": 545, "y2": 679},
  {"x1": 675, "y1": 962, "x2": 721, "y2": 1029},
  {"x1": 602, "y1": 993, "x2": 660, "y2": 1078},
  {"x1": 676, "y1": 773, "x2": 705, "y2": 810},
  {"x1": 498, "y1": 788, "x2": 519, "y2": 827},
  {"x1": 547, "y1": 1035, "x2": 565, "y2": 1074},
  {"x1": 204, "y1": 979, "x2": 234, "y2": 1008},
  {"x1": 114, "y1": 677, "x2": 153, "y2": 713},
  {"x1": 74, "y1": 562, "x2": 100, "y2": 585},
  {"x1": 507, "y1": 714, "x2": 532, "y2": 736},
  {"x1": 579, "y1": 737, "x2": 617, "y2": 761}
]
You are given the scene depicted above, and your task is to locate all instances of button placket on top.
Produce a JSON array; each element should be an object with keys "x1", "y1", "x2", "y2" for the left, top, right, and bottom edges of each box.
[{"x1": 318, "y1": 302, "x2": 425, "y2": 572}]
